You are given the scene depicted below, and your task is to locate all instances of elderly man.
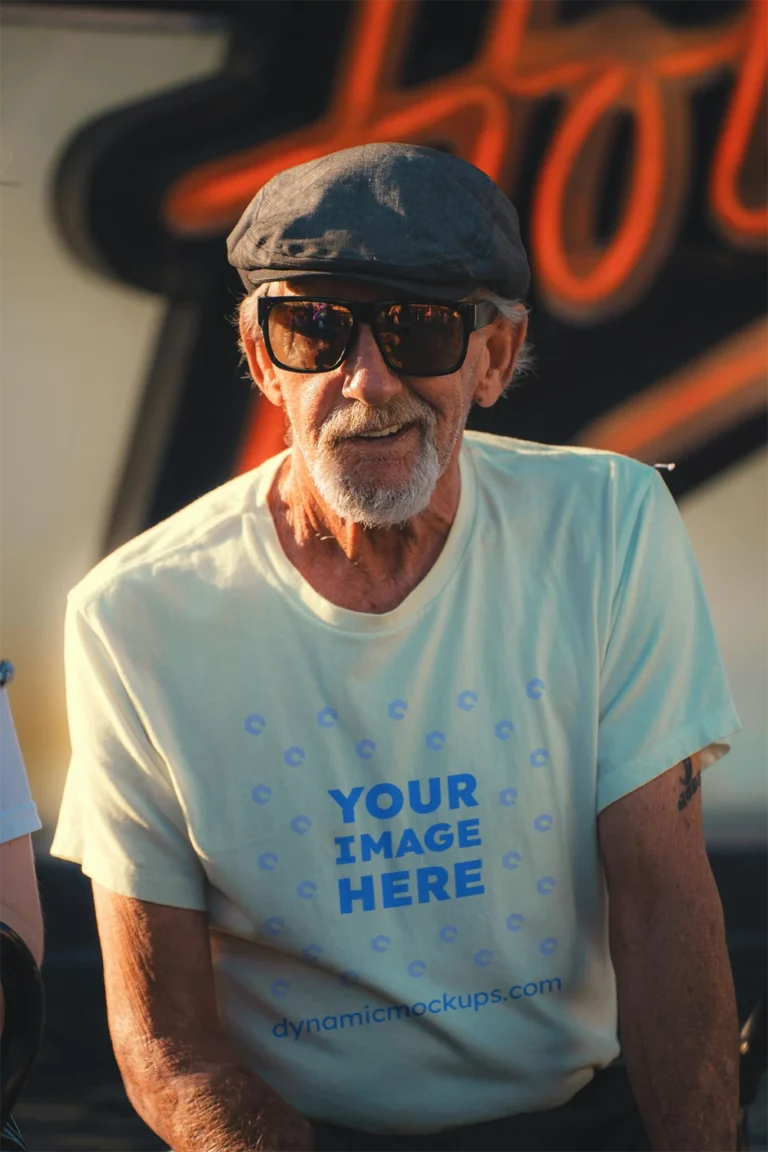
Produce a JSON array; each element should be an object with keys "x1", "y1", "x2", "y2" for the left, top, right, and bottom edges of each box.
[{"x1": 52, "y1": 144, "x2": 740, "y2": 1152}]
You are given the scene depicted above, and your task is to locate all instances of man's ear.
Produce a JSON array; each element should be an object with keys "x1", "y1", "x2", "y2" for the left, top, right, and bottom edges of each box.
[
  {"x1": 473, "y1": 313, "x2": 529, "y2": 408},
  {"x1": 238, "y1": 307, "x2": 284, "y2": 408}
]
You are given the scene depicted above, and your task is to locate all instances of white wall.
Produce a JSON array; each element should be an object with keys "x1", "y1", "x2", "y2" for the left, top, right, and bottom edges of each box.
[
  {"x1": 0, "y1": 21, "x2": 226, "y2": 827},
  {"x1": 680, "y1": 450, "x2": 768, "y2": 848}
]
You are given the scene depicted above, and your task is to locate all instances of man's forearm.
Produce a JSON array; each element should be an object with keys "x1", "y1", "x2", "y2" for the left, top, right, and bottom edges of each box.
[
  {"x1": 122, "y1": 1037, "x2": 312, "y2": 1152},
  {"x1": 613, "y1": 878, "x2": 739, "y2": 1151}
]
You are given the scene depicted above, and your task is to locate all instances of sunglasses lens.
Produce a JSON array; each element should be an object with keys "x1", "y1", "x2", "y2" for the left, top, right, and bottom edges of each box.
[
  {"x1": 376, "y1": 304, "x2": 466, "y2": 375},
  {"x1": 268, "y1": 301, "x2": 354, "y2": 371}
]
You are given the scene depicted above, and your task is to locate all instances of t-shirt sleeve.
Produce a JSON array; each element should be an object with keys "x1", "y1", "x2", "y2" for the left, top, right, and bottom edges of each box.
[
  {"x1": 597, "y1": 468, "x2": 741, "y2": 813},
  {"x1": 0, "y1": 687, "x2": 42, "y2": 844},
  {"x1": 50, "y1": 599, "x2": 207, "y2": 909}
]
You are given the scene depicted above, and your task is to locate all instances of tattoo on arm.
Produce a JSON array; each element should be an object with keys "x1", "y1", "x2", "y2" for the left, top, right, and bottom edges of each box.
[{"x1": 678, "y1": 756, "x2": 701, "y2": 811}]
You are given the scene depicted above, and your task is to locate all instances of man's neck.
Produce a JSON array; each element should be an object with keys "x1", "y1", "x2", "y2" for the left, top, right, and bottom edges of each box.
[{"x1": 267, "y1": 445, "x2": 462, "y2": 611}]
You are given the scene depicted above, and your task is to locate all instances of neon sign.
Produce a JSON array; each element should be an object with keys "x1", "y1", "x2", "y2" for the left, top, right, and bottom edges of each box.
[
  {"x1": 574, "y1": 314, "x2": 768, "y2": 461},
  {"x1": 164, "y1": 0, "x2": 766, "y2": 326},
  {"x1": 158, "y1": 0, "x2": 767, "y2": 474}
]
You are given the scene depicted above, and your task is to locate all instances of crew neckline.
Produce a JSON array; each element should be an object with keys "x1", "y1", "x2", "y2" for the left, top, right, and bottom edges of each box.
[{"x1": 246, "y1": 441, "x2": 478, "y2": 633}]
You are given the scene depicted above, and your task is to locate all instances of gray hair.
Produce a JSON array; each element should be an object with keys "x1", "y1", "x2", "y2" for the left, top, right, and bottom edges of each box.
[
  {"x1": 237, "y1": 284, "x2": 268, "y2": 362},
  {"x1": 460, "y1": 287, "x2": 534, "y2": 390},
  {"x1": 237, "y1": 282, "x2": 534, "y2": 390}
]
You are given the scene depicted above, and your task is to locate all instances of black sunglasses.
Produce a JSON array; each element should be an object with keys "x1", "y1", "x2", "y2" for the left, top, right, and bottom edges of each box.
[{"x1": 257, "y1": 297, "x2": 498, "y2": 377}]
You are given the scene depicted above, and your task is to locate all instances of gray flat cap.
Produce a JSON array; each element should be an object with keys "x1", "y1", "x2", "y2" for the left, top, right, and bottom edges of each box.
[{"x1": 227, "y1": 142, "x2": 530, "y2": 301}]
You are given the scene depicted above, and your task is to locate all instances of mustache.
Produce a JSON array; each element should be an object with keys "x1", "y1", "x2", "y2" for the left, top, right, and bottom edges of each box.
[{"x1": 321, "y1": 400, "x2": 436, "y2": 444}]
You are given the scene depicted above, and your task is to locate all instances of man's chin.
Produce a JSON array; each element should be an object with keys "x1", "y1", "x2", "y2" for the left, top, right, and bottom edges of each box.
[
  {"x1": 310, "y1": 460, "x2": 440, "y2": 527},
  {"x1": 317, "y1": 482, "x2": 435, "y2": 529},
  {"x1": 298, "y1": 432, "x2": 444, "y2": 527}
]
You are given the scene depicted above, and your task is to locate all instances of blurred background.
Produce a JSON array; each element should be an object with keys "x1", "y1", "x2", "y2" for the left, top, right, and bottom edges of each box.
[{"x1": 0, "y1": 0, "x2": 765, "y2": 1147}]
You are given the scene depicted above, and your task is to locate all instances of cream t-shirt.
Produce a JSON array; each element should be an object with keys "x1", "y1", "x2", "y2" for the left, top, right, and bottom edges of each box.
[{"x1": 52, "y1": 432, "x2": 739, "y2": 1133}]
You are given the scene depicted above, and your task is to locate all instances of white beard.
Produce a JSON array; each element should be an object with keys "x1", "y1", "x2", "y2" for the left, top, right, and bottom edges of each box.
[{"x1": 305, "y1": 431, "x2": 444, "y2": 529}]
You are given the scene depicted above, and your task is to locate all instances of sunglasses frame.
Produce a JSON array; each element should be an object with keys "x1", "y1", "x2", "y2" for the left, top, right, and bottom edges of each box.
[{"x1": 256, "y1": 296, "x2": 498, "y2": 377}]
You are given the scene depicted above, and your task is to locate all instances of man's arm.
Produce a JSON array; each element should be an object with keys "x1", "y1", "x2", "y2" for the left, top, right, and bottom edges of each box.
[
  {"x1": 92, "y1": 883, "x2": 312, "y2": 1152},
  {"x1": 598, "y1": 754, "x2": 739, "y2": 1152}
]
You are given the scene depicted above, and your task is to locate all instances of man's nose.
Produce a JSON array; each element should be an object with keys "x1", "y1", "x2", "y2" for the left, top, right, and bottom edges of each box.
[{"x1": 341, "y1": 324, "x2": 404, "y2": 406}]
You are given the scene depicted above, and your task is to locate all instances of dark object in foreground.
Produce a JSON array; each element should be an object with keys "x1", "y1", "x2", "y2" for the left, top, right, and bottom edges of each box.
[
  {"x1": 740, "y1": 995, "x2": 767, "y2": 1107},
  {"x1": 0, "y1": 923, "x2": 44, "y2": 1150},
  {"x1": 739, "y1": 995, "x2": 767, "y2": 1150}
]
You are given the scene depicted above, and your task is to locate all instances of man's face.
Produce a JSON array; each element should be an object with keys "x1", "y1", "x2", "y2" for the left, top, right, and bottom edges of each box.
[{"x1": 250, "y1": 277, "x2": 503, "y2": 528}]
